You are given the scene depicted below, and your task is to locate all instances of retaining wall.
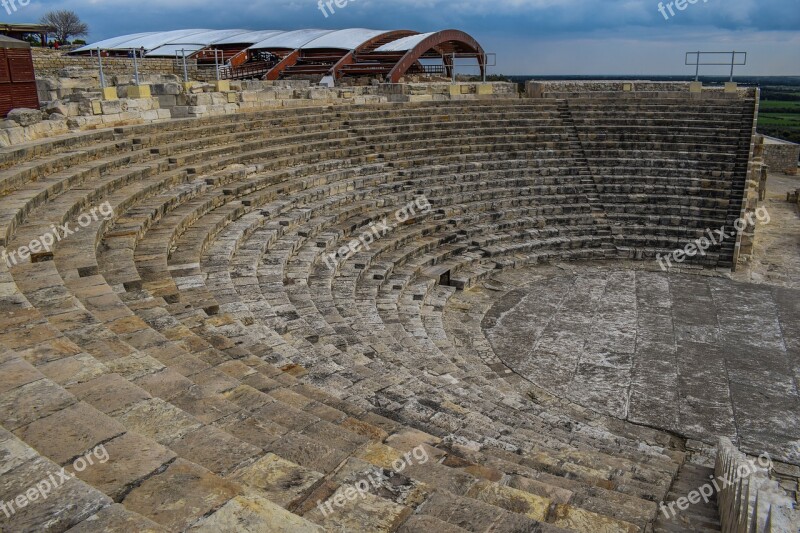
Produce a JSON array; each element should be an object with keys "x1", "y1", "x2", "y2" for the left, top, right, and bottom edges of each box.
[
  {"x1": 763, "y1": 137, "x2": 800, "y2": 175},
  {"x1": 32, "y1": 48, "x2": 197, "y2": 79}
]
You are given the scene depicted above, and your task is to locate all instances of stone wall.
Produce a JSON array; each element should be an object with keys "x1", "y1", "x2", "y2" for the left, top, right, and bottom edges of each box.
[
  {"x1": 155, "y1": 81, "x2": 516, "y2": 118},
  {"x1": 32, "y1": 48, "x2": 197, "y2": 79},
  {"x1": 0, "y1": 97, "x2": 170, "y2": 147},
  {"x1": 763, "y1": 137, "x2": 800, "y2": 175},
  {"x1": 1, "y1": 80, "x2": 517, "y2": 146},
  {"x1": 736, "y1": 135, "x2": 766, "y2": 262},
  {"x1": 525, "y1": 80, "x2": 758, "y2": 99},
  {"x1": 378, "y1": 82, "x2": 517, "y2": 102},
  {"x1": 526, "y1": 80, "x2": 689, "y2": 98}
]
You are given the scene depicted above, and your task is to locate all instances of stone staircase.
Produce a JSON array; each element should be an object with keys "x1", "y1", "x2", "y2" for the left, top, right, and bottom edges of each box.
[
  {"x1": 0, "y1": 96, "x2": 757, "y2": 531},
  {"x1": 563, "y1": 95, "x2": 757, "y2": 267}
]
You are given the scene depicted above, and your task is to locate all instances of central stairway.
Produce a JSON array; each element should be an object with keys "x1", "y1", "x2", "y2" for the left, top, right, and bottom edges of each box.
[{"x1": 0, "y1": 95, "x2": 756, "y2": 532}]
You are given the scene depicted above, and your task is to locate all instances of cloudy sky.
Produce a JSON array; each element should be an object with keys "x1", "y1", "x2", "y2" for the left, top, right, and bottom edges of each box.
[{"x1": 14, "y1": 0, "x2": 800, "y2": 75}]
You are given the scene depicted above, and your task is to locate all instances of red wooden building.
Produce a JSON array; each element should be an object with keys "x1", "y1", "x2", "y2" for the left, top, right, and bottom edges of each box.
[{"x1": 0, "y1": 35, "x2": 39, "y2": 118}]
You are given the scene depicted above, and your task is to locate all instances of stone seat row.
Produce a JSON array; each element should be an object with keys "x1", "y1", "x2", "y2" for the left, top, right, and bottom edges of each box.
[
  {"x1": 1, "y1": 98, "x2": 756, "y2": 531},
  {"x1": 114, "y1": 174, "x2": 664, "y2": 474},
  {"x1": 45, "y1": 151, "x2": 632, "y2": 474}
]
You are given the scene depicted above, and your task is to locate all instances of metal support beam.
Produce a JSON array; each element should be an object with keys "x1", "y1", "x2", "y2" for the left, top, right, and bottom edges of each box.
[
  {"x1": 264, "y1": 49, "x2": 301, "y2": 81},
  {"x1": 328, "y1": 30, "x2": 419, "y2": 81}
]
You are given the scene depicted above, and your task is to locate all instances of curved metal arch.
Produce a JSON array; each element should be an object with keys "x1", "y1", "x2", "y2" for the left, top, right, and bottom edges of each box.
[
  {"x1": 386, "y1": 29, "x2": 485, "y2": 83},
  {"x1": 329, "y1": 29, "x2": 419, "y2": 80}
]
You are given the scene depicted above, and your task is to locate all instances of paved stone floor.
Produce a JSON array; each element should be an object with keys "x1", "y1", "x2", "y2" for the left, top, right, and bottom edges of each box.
[{"x1": 482, "y1": 268, "x2": 800, "y2": 462}]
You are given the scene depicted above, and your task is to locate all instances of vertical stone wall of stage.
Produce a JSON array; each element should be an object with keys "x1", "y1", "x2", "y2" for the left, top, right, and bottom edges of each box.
[
  {"x1": 763, "y1": 137, "x2": 800, "y2": 175},
  {"x1": 525, "y1": 81, "x2": 760, "y2": 270}
]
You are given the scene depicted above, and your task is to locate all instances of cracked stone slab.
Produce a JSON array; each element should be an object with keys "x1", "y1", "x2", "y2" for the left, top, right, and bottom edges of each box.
[{"x1": 484, "y1": 269, "x2": 800, "y2": 461}]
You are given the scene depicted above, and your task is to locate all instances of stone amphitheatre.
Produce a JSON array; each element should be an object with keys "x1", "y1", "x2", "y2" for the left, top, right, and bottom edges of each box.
[{"x1": 0, "y1": 26, "x2": 799, "y2": 533}]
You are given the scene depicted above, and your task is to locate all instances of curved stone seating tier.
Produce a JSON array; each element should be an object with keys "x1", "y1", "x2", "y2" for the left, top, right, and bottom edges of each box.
[{"x1": 0, "y1": 96, "x2": 756, "y2": 532}]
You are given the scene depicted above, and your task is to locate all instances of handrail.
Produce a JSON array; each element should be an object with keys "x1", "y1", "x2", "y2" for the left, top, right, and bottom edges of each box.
[
  {"x1": 447, "y1": 52, "x2": 496, "y2": 83},
  {"x1": 685, "y1": 51, "x2": 747, "y2": 82},
  {"x1": 218, "y1": 60, "x2": 274, "y2": 81}
]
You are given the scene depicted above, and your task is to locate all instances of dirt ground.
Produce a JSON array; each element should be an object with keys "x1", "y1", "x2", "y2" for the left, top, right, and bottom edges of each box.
[{"x1": 732, "y1": 171, "x2": 800, "y2": 288}]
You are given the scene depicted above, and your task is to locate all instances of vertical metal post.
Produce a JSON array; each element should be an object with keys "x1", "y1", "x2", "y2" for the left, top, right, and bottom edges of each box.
[
  {"x1": 451, "y1": 53, "x2": 456, "y2": 85},
  {"x1": 695, "y1": 51, "x2": 700, "y2": 81},
  {"x1": 182, "y1": 49, "x2": 189, "y2": 82},
  {"x1": 132, "y1": 50, "x2": 140, "y2": 85},
  {"x1": 214, "y1": 49, "x2": 220, "y2": 81},
  {"x1": 730, "y1": 51, "x2": 735, "y2": 82},
  {"x1": 482, "y1": 54, "x2": 486, "y2": 83},
  {"x1": 97, "y1": 48, "x2": 105, "y2": 89}
]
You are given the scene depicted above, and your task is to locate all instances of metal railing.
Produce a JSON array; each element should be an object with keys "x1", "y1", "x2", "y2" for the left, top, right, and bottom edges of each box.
[
  {"x1": 685, "y1": 51, "x2": 747, "y2": 82},
  {"x1": 448, "y1": 52, "x2": 497, "y2": 83},
  {"x1": 217, "y1": 61, "x2": 275, "y2": 81}
]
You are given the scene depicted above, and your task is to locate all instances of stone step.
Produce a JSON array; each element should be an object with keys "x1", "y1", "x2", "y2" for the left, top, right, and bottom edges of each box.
[{"x1": 0, "y1": 96, "x2": 760, "y2": 530}]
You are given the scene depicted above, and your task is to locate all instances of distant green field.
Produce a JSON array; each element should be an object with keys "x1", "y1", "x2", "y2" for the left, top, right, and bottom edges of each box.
[
  {"x1": 757, "y1": 88, "x2": 800, "y2": 144},
  {"x1": 760, "y1": 100, "x2": 800, "y2": 111}
]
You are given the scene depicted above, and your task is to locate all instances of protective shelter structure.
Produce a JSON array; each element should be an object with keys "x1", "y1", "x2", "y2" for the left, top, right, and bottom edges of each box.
[
  {"x1": 73, "y1": 28, "x2": 486, "y2": 83},
  {"x1": 0, "y1": 35, "x2": 39, "y2": 118},
  {"x1": 0, "y1": 23, "x2": 51, "y2": 46}
]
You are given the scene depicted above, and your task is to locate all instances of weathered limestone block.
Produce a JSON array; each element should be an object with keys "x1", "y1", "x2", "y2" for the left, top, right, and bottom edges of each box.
[
  {"x1": 122, "y1": 459, "x2": 241, "y2": 531},
  {"x1": 231, "y1": 453, "x2": 323, "y2": 508},
  {"x1": 70, "y1": 432, "x2": 176, "y2": 500},
  {"x1": 127, "y1": 85, "x2": 152, "y2": 99},
  {"x1": 67, "y1": 504, "x2": 167, "y2": 532},
  {"x1": 190, "y1": 494, "x2": 322, "y2": 532},
  {"x1": 211, "y1": 93, "x2": 228, "y2": 105},
  {"x1": 100, "y1": 99, "x2": 127, "y2": 115},
  {"x1": 150, "y1": 82, "x2": 182, "y2": 96},
  {"x1": 44, "y1": 100, "x2": 72, "y2": 116},
  {"x1": 101, "y1": 87, "x2": 119, "y2": 101},
  {"x1": 7, "y1": 109, "x2": 43, "y2": 127},
  {"x1": 0, "y1": 454, "x2": 111, "y2": 531},
  {"x1": 187, "y1": 93, "x2": 213, "y2": 106},
  {"x1": 156, "y1": 95, "x2": 178, "y2": 108}
]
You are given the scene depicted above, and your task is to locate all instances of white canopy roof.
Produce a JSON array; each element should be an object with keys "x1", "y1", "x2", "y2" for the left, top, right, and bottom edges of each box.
[
  {"x1": 375, "y1": 32, "x2": 436, "y2": 52},
  {"x1": 300, "y1": 29, "x2": 390, "y2": 50},
  {"x1": 146, "y1": 44, "x2": 204, "y2": 57},
  {"x1": 144, "y1": 29, "x2": 252, "y2": 56},
  {"x1": 214, "y1": 30, "x2": 284, "y2": 46},
  {"x1": 73, "y1": 32, "x2": 158, "y2": 52},
  {"x1": 75, "y1": 28, "x2": 441, "y2": 56},
  {"x1": 74, "y1": 29, "x2": 212, "y2": 53},
  {"x1": 248, "y1": 29, "x2": 335, "y2": 50}
]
